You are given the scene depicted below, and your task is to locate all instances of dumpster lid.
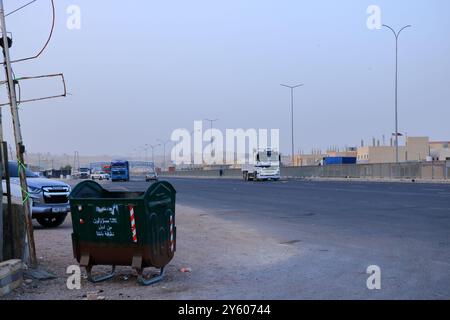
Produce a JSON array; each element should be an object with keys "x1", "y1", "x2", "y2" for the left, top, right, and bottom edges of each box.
[
  {"x1": 69, "y1": 180, "x2": 144, "y2": 199},
  {"x1": 69, "y1": 180, "x2": 176, "y2": 200}
]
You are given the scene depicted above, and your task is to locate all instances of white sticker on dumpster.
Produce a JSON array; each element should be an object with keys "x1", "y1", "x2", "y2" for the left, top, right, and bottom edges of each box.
[
  {"x1": 96, "y1": 204, "x2": 119, "y2": 215},
  {"x1": 93, "y1": 204, "x2": 120, "y2": 238}
]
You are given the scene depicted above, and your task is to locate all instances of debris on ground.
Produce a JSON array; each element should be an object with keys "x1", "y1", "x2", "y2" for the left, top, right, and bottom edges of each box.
[
  {"x1": 25, "y1": 268, "x2": 57, "y2": 280},
  {"x1": 85, "y1": 290, "x2": 106, "y2": 300},
  {"x1": 4, "y1": 205, "x2": 300, "y2": 300},
  {"x1": 86, "y1": 292, "x2": 98, "y2": 300}
]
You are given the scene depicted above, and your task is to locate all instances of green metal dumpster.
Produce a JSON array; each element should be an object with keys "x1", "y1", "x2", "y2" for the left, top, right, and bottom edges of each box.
[{"x1": 69, "y1": 180, "x2": 176, "y2": 285}]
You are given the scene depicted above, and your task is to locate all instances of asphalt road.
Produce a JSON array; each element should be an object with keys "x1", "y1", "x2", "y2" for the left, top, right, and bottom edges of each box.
[{"x1": 100, "y1": 178, "x2": 450, "y2": 299}]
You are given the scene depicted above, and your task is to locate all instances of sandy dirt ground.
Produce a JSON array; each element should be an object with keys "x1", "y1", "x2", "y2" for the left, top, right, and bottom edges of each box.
[{"x1": 3, "y1": 205, "x2": 299, "y2": 300}]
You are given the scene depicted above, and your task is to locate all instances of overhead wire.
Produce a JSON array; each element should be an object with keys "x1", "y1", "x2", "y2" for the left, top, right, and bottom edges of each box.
[
  {"x1": 0, "y1": 0, "x2": 67, "y2": 106},
  {"x1": 5, "y1": 0, "x2": 38, "y2": 17},
  {"x1": 6, "y1": 0, "x2": 55, "y2": 64}
]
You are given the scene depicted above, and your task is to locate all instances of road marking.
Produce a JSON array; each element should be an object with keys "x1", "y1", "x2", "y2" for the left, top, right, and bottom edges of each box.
[
  {"x1": 280, "y1": 239, "x2": 301, "y2": 245},
  {"x1": 422, "y1": 188, "x2": 446, "y2": 192}
]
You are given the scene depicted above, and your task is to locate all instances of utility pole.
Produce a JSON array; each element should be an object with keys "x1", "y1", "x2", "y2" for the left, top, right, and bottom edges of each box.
[
  {"x1": 0, "y1": 1, "x2": 37, "y2": 267},
  {"x1": 0, "y1": 120, "x2": 2, "y2": 261},
  {"x1": 0, "y1": 20, "x2": 3, "y2": 261},
  {"x1": 382, "y1": 24, "x2": 411, "y2": 163},
  {"x1": 281, "y1": 84, "x2": 303, "y2": 166}
]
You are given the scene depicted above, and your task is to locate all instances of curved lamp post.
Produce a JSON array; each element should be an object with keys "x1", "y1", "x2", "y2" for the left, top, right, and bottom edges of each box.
[{"x1": 382, "y1": 24, "x2": 411, "y2": 163}]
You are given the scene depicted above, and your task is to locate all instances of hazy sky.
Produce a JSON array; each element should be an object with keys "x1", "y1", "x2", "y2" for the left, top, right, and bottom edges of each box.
[{"x1": 1, "y1": 0, "x2": 449, "y2": 156}]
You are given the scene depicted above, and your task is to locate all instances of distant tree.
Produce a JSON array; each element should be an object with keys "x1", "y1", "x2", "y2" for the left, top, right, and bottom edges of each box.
[{"x1": 60, "y1": 165, "x2": 72, "y2": 171}]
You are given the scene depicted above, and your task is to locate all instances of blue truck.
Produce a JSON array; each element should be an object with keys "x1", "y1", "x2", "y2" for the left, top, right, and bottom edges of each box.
[
  {"x1": 323, "y1": 157, "x2": 357, "y2": 165},
  {"x1": 110, "y1": 160, "x2": 130, "y2": 182}
]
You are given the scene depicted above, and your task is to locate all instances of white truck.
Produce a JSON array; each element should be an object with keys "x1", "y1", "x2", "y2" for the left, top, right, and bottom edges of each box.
[{"x1": 242, "y1": 148, "x2": 281, "y2": 181}]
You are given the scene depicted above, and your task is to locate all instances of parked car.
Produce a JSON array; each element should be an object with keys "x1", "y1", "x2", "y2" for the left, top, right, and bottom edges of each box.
[
  {"x1": 145, "y1": 171, "x2": 158, "y2": 181},
  {"x1": 90, "y1": 171, "x2": 110, "y2": 181},
  {"x1": 2, "y1": 162, "x2": 71, "y2": 228}
]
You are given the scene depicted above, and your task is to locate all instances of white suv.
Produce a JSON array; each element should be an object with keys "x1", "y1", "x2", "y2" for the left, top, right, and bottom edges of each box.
[
  {"x1": 90, "y1": 171, "x2": 110, "y2": 181},
  {"x1": 2, "y1": 162, "x2": 71, "y2": 228}
]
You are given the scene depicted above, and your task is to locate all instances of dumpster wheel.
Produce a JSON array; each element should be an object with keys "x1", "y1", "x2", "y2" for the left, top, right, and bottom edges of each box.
[
  {"x1": 136, "y1": 267, "x2": 165, "y2": 286},
  {"x1": 86, "y1": 265, "x2": 116, "y2": 283}
]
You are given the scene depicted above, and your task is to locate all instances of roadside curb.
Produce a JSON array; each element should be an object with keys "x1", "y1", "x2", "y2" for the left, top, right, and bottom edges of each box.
[
  {"x1": 0, "y1": 259, "x2": 24, "y2": 297},
  {"x1": 290, "y1": 177, "x2": 450, "y2": 184}
]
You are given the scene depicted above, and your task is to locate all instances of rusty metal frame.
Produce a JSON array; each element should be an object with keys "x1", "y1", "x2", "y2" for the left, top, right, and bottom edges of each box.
[
  {"x1": 85, "y1": 265, "x2": 116, "y2": 283},
  {"x1": 137, "y1": 267, "x2": 165, "y2": 286},
  {"x1": 0, "y1": 73, "x2": 66, "y2": 106}
]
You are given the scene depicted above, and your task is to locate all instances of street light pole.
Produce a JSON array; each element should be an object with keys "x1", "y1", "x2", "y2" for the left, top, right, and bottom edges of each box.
[
  {"x1": 190, "y1": 130, "x2": 195, "y2": 165},
  {"x1": 133, "y1": 148, "x2": 140, "y2": 161},
  {"x1": 383, "y1": 24, "x2": 411, "y2": 163},
  {"x1": 281, "y1": 84, "x2": 303, "y2": 166},
  {"x1": 203, "y1": 119, "x2": 219, "y2": 158},
  {"x1": 143, "y1": 144, "x2": 149, "y2": 163},
  {"x1": 148, "y1": 144, "x2": 159, "y2": 168},
  {"x1": 157, "y1": 139, "x2": 170, "y2": 170}
]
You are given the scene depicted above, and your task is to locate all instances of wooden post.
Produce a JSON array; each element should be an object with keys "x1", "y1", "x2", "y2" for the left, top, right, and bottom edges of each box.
[
  {"x1": 0, "y1": 144, "x2": 2, "y2": 262},
  {"x1": 0, "y1": 2, "x2": 37, "y2": 267}
]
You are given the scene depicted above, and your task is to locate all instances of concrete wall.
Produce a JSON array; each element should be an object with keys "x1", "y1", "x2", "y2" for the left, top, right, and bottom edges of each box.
[
  {"x1": 163, "y1": 162, "x2": 449, "y2": 181},
  {"x1": 164, "y1": 168, "x2": 242, "y2": 178},
  {"x1": 285, "y1": 162, "x2": 447, "y2": 180}
]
